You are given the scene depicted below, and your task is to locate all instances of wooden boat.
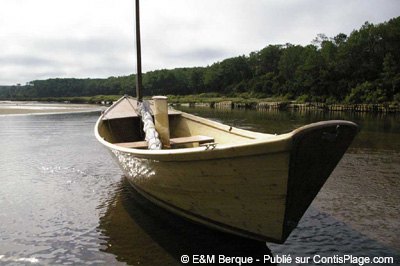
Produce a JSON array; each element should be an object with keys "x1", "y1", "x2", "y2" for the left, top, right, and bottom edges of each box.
[
  {"x1": 95, "y1": 0, "x2": 357, "y2": 244},
  {"x1": 95, "y1": 96, "x2": 358, "y2": 243}
]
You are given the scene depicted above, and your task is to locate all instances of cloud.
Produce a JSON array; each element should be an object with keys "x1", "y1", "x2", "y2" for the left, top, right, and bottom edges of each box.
[
  {"x1": 0, "y1": 0, "x2": 399, "y2": 85},
  {"x1": 0, "y1": 56, "x2": 54, "y2": 67}
]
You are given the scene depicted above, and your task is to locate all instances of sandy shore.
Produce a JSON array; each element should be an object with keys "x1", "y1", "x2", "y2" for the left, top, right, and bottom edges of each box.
[{"x1": 0, "y1": 101, "x2": 105, "y2": 115}]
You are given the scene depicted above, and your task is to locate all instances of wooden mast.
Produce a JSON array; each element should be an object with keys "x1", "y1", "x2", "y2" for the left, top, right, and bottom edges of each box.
[{"x1": 135, "y1": 0, "x2": 143, "y2": 102}]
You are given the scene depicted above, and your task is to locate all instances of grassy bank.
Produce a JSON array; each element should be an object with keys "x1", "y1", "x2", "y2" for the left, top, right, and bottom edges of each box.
[
  {"x1": 0, "y1": 94, "x2": 283, "y2": 105},
  {"x1": 1, "y1": 93, "x2": 399, "y2": 113}
]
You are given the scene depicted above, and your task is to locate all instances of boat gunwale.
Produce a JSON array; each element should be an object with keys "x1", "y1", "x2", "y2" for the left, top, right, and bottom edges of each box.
[
  {"x1": 94, "y1": 111, "x2": 294, "y2": 159},
  {"x1": 95, "y1": 110, "x2": 357, "y2": 162}
]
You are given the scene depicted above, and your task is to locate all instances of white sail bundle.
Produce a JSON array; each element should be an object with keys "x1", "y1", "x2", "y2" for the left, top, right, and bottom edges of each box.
[{"x1": 137, "y1": 101, "x2": 162, "y2": 150}]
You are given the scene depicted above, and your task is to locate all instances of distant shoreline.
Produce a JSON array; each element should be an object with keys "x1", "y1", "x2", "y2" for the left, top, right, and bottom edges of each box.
[
  {"x1": 1, "y1": 95, "x2": 399, "y2": 113},
  {"x1": 0, "y1": 101, "x2": 104, "y2": 116}
]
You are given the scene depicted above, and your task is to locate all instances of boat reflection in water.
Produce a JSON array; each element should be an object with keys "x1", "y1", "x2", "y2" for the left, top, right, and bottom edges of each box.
[{"x1": 97, "y1": 179, "x2": 274, "y2": 265}]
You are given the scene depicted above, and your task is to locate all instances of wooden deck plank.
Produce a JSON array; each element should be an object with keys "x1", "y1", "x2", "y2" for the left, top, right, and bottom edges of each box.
[{"x1": 114, "y1": 135, "x2": 215, "y2": 149}]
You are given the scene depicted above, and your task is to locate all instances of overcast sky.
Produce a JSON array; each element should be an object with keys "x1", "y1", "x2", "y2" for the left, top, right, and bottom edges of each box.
[{"x1": 1, "y1": 0, "x2": 399, "y2": 85}]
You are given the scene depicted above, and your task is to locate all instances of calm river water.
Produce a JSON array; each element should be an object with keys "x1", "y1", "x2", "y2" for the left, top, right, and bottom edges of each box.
[{"x1": 0, "y1": 107, "x2": 399, "y2": 265}]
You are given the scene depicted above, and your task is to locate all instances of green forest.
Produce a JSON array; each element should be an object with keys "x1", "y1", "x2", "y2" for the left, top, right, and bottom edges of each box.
[{"x1": 1, "y1": 16, "x2": 399, "y2": 104}]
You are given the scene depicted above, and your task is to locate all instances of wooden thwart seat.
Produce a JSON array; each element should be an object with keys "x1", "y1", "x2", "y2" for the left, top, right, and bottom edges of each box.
[{"x1": 114, "y1": 135, "x2": 215, "y2": 149}]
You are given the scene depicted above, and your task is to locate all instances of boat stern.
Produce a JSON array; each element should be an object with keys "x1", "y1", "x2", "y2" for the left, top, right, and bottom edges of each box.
[{"x1": 281, "y1": 120, "x2": 358, "y2": 242}]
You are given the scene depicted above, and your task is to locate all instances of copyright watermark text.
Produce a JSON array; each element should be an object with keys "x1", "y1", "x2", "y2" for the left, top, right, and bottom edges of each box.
[{"x1": 180, "y1": 254, "x2": 394, "y2": 265}]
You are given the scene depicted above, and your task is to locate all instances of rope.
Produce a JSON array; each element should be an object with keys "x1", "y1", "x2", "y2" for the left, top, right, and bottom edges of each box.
[
  {"x1": 137, "y1": 101, "x2": 162, "y2": 150},
  {"x1": 102, "y1": 95, "x2": 162, "y2": 150}
]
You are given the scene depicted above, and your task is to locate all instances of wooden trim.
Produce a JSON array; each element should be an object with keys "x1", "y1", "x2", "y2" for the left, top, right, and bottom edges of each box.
[
  {"x1": 180, "y1": 112, "x2": 272, "y2": 139},
  {"x1": 114, "y1": 135, "x2": 215, "y2": 149}
]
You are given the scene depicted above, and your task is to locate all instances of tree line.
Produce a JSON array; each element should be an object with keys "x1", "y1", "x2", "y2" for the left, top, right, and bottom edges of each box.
[{"x1": 1, "y1": 16, "x2": 399, "y2": 104}]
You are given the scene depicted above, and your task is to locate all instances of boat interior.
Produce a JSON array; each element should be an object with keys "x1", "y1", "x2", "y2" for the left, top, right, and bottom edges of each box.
[
  {"x1": 99, "y1": 113, "x2": 269, "y2": 150},
  {"x1": 97, "y1": 97, "x2": 275, "y2": 150}
]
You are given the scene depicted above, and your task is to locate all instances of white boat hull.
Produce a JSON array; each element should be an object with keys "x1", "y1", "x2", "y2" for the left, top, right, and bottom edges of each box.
[{"x1": 95, "y1": 98, "x2": 358, "y2": 243}]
